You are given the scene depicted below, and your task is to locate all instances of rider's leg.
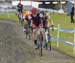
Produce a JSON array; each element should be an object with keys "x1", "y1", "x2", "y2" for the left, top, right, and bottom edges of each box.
[
  {"x1": 32, "y1": 28, "x2": 38, "y2": 48},
  {"x1": 40, "y1": 28, "x2": 46, "y2": 47}
]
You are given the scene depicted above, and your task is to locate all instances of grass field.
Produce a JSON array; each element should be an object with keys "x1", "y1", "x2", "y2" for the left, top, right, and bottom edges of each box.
[
  {"x1": 0, "y1": 12, "x2": 18, "y2": 22},
  {"x1": 50, "y1": 13, "x2": 75, "y2": 57},
  {"x1": 0, "y1": 13, "x2": 75, "y2": 57}
]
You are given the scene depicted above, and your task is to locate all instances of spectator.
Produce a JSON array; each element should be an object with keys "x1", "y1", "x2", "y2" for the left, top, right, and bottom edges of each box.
[{"x1": 70, "y1": 4, "x2": 74, "y2": 23}]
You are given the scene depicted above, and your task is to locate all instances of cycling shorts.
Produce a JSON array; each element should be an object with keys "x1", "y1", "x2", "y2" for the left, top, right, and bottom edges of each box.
[
  {"x1": 32, "y1": 23, "x2": 44, "y2": 29},
  {"x1": 17, "y1": 9, "x2": 23, "y2": 13}
]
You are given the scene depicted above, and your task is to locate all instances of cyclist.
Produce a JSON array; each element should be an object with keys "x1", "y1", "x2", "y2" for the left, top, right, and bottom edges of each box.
[
  {"x1": 39, "y1": 11, "x2": 54, "y2": 49},
  {"x1": 23, "y1": 11, "x2": 31, "y2": 25},
  {"x1": 17, "y1": 2, "x2": 23, "y2": 14},
  {"x1": 23, "y1": 11, "x2": 31, "y2": 31},
  {"x1": 17, "y1": 2, "x2": 24, "y2": 25},
  {"x1": 28, "y1": 8, "x2": 47, "y2": 49},
  {"x1": 23, "y1": 10, "x2": 33, "y2": 39},
  {"x1": 46, "y1": 13, "x2": 54, "y2": 31}
]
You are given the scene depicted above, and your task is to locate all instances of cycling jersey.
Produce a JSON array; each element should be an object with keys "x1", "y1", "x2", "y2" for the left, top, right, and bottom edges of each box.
[
  {"x1": 17, "y1": 3, "x2": 23, "y2": 13},
  {"x1": 23, "y1": 11, "x2": 31, "y2": 27},
  {"x1": 47, "y1": 16, "x2": 54, "y2": 27},
  {"x1": 29, "y1": 13, "x2": 46, "y2": 28},
  {"x1": 23, "y1": 11, "x2": 31, "y2": 20}
]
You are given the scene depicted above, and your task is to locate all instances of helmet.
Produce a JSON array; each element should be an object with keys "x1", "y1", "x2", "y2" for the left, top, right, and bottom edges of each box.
[
  {"x1": 40, "y1": 11, "x2": 46, "y2": 15},
  {"x1": 31, "y1": 8, "x2": 38, "y2": 15}
]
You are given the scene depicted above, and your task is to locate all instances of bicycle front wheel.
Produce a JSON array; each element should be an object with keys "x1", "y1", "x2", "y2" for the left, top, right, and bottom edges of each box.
[{"x1": 38, "y1": 32, "x2": 43, "y2": 56}]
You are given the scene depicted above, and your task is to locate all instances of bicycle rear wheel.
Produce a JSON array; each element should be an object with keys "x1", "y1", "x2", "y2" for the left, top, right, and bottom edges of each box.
[{"x1": 46, "y1": 41, "x2": 51, "y2": 50}]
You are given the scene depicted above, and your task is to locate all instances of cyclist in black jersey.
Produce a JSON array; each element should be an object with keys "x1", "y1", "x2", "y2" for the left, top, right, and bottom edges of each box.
[
  {"x1": 16, "y1": 2, "x2": 24, "y2": 25},
  {"x1": 17, "y1": 2, "x2": 23, "y2": 13},
  {"x1": 28, "y1": 8, "x2": 47, "y2": 49}
]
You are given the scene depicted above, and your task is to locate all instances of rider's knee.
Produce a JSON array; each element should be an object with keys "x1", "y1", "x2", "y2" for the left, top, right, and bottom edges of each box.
[{"x1": 33, "y1": 29, "x2": 37, "y2": 35}]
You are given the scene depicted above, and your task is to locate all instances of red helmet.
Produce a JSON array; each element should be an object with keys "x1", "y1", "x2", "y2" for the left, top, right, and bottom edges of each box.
[{"x1": 31, "y1": 8, "x2": 38, "y2": 15}]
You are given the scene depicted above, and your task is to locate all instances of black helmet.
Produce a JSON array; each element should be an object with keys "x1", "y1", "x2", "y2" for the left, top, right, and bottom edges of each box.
[{"x1": 40, "y1": 11, "x2": 46, "y2": 15}]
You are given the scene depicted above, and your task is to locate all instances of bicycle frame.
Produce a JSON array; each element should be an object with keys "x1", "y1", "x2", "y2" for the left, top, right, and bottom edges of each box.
[{"x1": 24, "y1": 24, "x2": 32, "y2": 40}]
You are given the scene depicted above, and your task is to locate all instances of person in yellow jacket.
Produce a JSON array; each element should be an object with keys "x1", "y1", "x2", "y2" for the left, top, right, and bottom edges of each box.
[{"x1": 45, "y1": 13, "x2": 54, "y2": 31}]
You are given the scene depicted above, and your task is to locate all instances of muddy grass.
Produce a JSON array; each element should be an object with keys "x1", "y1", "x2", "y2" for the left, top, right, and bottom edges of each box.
[
  {"x1": 0, "y1": 20, "x2": 35, "y2": 63},
  {"x1": 0, "y1": 20, "x2": 75, "y2": 63}
]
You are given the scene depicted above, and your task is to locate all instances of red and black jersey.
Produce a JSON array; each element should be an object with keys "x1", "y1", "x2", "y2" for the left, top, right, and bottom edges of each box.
[
  {"x1": 29, "y1": 13, "x2": 47, "y2": 27},
  {"x1": 30, "y1": 13, "x2": 41, "y2": 26}
]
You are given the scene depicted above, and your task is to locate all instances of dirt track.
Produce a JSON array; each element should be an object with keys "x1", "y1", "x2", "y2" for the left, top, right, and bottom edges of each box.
[{"x1": 0, "y1": 20, "x2": 75, "y2": 63}]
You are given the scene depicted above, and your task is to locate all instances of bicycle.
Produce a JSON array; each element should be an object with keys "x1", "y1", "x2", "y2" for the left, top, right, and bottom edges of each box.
[
  {"x1": 36, "y1": 25, "x2": 52, "y2": 56},
  {"x1": 36, "y1": 27, "x2": 44, "y2": 56},
  {"x1": 17, "y1": 12, "x2": 24, "y2": 26},
  {"x1": 45, "y1": 26, "x2": 51, "y2": 50}
]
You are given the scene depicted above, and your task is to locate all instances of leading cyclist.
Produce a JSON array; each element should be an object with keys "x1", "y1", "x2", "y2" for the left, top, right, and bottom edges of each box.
[{"x1": 28, "y1": 8, "x2": 47, "y2": 49}]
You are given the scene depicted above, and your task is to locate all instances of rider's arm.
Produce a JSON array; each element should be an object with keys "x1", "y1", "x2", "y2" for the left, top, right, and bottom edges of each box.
[
  {"x1": 48, "y1": 16, "x2": 54, "y2": 26},
  {"x1": 47, "y1": 16, "x2": 54, "y2": 31}
]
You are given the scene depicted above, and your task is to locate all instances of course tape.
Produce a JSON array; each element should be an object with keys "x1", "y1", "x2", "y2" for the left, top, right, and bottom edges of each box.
[
  {"x1": 0, "y1": 12, "x2": 6, "y2": 14},
  {"x1": 51, "y1": 37, "x2": 74, "y2": 46},
  {"x1": 0, "y1": 12, "x2": 16, "y2": 16},
  {"x1": 54, "y1": 27, "x2": 75, "y2": 33}
]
